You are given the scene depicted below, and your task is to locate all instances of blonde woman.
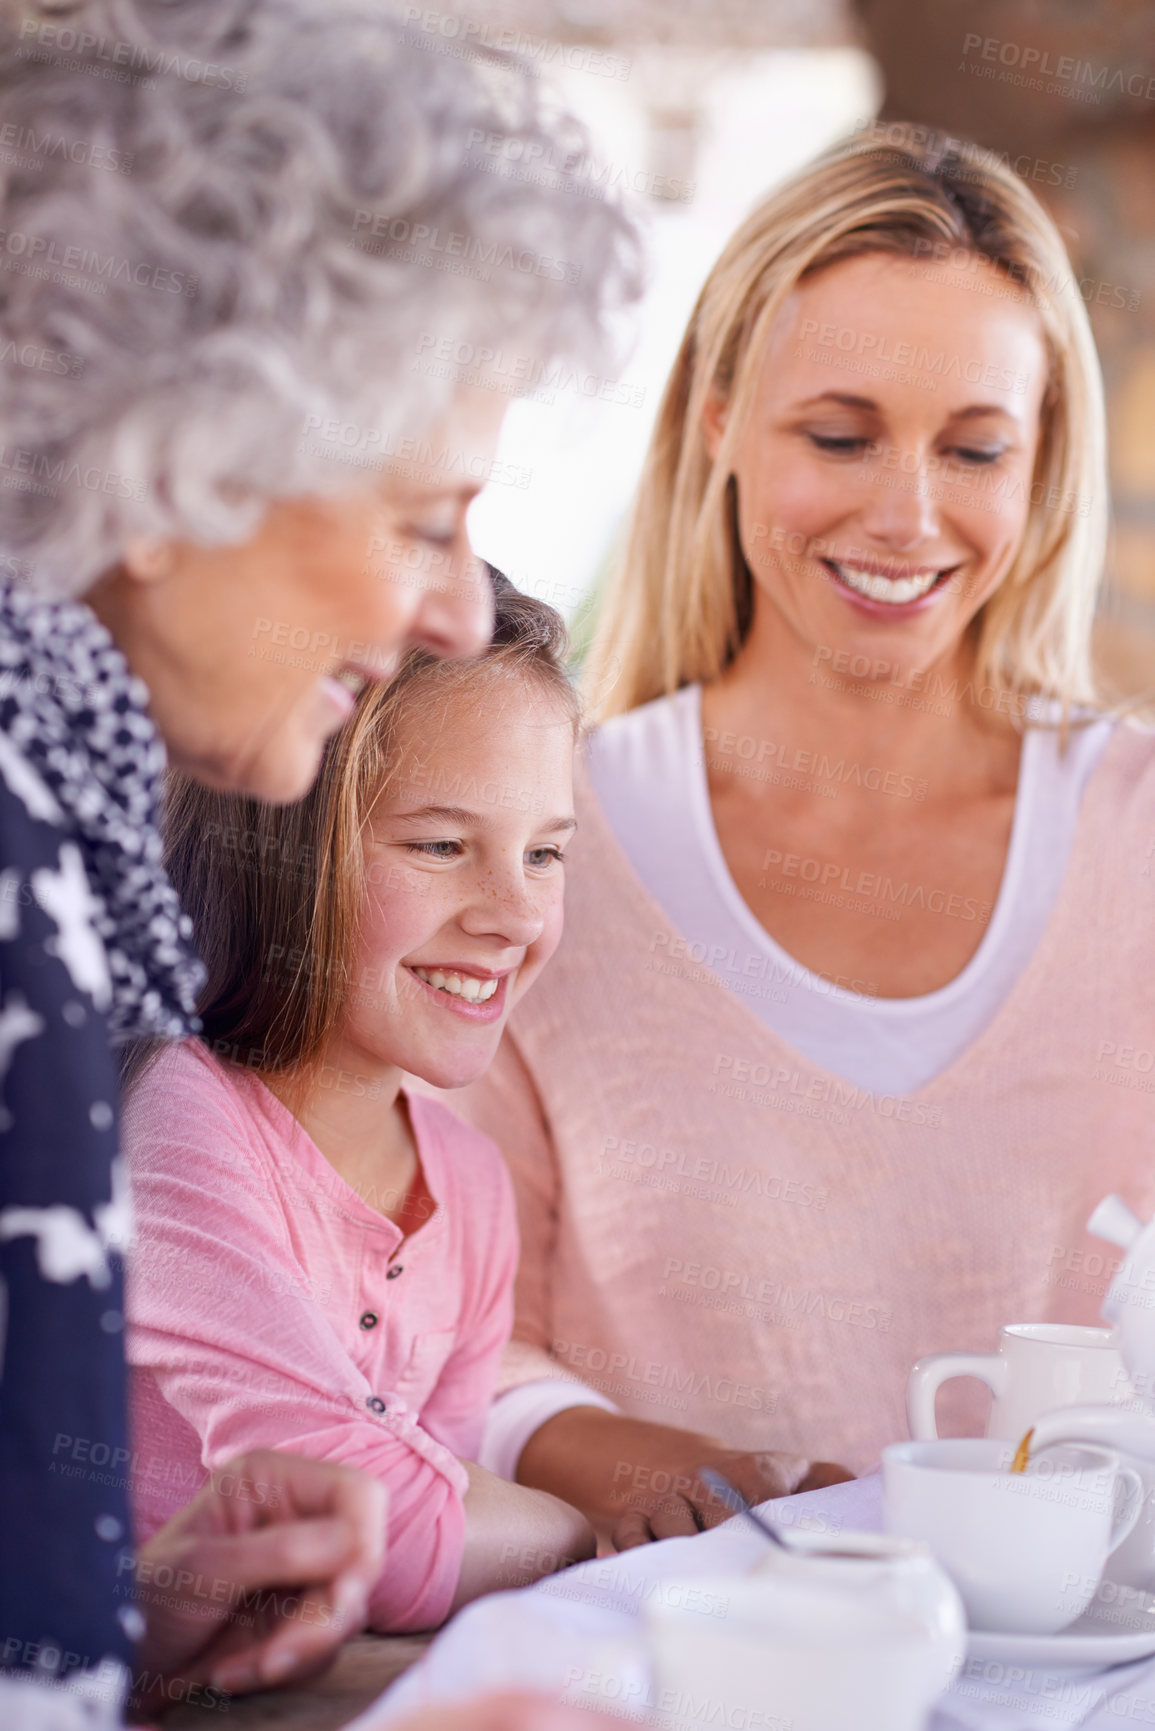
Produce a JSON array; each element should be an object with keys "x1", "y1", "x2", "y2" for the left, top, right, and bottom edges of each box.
[{"x1": 452, "y1": 131, "x2": 1155, "y2": 1545}]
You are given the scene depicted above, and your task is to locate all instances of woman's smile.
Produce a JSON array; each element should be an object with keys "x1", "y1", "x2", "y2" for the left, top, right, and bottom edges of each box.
[{"x1": 818, "y1": 555, "x2": 965, "y2": 617}]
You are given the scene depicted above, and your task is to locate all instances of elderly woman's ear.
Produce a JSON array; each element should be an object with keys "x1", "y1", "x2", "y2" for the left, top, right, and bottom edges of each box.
[{"x1": 121, "y1": 539, "x2": 178, "y2": 583}]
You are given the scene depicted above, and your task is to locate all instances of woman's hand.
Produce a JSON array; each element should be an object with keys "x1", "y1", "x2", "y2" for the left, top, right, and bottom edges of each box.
[
  {"x1": 516, "y1": 1407, "x2": 853, "y2": 1547},
  {"x1": 126, "y1": 1450, "x2": 386, "y2": 1720},
  {"x1": 451, "y1": 1461, "x2": 596, "y2": 1613}
]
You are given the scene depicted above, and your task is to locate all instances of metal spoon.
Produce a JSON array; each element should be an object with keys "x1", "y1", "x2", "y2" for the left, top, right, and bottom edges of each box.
[
  {"x1": 700, "y1": 1468, "x2": 875, "y2": 1562},
  {"x1": 699, "y1": 1467, "x2": 795, "y2": 1550}
]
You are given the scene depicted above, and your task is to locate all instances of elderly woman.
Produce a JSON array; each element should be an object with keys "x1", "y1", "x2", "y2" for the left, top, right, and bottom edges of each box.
[
  {"x1": 0, "y1": 1, "x2": 636, "y2": 1724},
  {"x1": 452, "y1": 131, "x2": 1155, "y2": 1542}
]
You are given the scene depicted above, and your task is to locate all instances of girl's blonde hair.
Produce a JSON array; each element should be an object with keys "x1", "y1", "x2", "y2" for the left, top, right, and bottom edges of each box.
[
  {"x1": 130, "y1": 572, "x2": 576, "y2": 1087},
  {"x1": 584, "y1": 128, "x2": 1108, "y2": 721}
]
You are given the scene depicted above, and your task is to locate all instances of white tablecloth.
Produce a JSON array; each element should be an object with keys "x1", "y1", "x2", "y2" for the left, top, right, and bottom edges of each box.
[{"x1": 351, "y1": 1476, "x2": 1155, "y2": 1730}]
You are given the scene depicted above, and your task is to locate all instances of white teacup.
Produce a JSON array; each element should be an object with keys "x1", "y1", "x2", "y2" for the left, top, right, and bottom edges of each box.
[
  {"x1": 908, "y1": 1323, "x2": 1134, "y2": 1442},
  {"x1": 883, "y1": 1438, "x2": 1143, "y2": 1635}
]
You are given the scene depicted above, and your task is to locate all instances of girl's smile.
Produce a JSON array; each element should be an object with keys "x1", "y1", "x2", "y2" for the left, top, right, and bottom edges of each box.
[
  {"x1": 331, "y1": 675, "x2": 577, "y2": 1092},
  {"x1": 405, "y1": 964, "x2": 513, "y2": 1021}
]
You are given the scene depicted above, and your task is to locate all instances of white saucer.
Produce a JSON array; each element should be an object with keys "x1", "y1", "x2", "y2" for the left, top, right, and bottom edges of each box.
[{"x1": 968, "y1": 1582, "x2": 1155, "y2": 1667}]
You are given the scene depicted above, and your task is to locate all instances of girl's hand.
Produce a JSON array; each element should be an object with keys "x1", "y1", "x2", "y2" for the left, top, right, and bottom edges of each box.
[
  {"x1": 609, "y1": 1444, "x2": 854, "y2": 1549},
  {"x1": 516, "y1": 1407, "x2": 853, "y2": 1547}
]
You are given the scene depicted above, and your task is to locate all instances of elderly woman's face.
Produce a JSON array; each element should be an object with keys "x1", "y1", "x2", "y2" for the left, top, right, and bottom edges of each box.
[
  {"x1": 704, "y1": 251, "x2": 1050, "y2": 685},
  {"x1": 88, "y1": 389, "x2": 505, "y2": 803}
]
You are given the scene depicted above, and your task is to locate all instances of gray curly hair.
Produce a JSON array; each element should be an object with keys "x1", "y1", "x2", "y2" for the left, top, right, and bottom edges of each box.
[{"x1": 0, "y1": 0, "x2": 643, "y2": 596}]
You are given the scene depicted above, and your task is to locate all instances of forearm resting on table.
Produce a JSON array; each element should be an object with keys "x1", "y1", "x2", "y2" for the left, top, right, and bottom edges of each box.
[
  {"x1": 450, "y1": 1460, "x2": 596, "y2": 1613},
  {"x1": 515, "y1": 1405, "x2": 854, "y2": 1540}
]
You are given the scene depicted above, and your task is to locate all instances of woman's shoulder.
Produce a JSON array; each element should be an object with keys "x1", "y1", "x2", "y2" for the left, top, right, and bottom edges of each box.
[
  {"x1": 1085, "y1": 714, "x2": 1155, "y2": 803},
  {"x1": 584, "y1": 684, "x2": 697, "y2": 786}
]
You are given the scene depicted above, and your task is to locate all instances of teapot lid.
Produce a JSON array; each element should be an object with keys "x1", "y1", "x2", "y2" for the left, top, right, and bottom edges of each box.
[
  {"x1": 1089, "y1": 1194, "x2": 1145, "y2": 1251},
  {"x1": 1089, "y1": 1193, "x2": 1155, "y2": 1388}
]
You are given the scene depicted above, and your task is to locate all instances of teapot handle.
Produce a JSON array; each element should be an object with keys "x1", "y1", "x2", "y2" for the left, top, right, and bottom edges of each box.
[
  {"x1": 1110, "y1": 1465, "x2": 1145, "y2": 1554},
  {"x1": 1030, "y1": 1403, "x2": 1155, "y2": 1461}
]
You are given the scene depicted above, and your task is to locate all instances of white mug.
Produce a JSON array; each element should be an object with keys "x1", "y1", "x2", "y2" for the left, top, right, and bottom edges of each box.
[
  {"x1": 883, "y1": 1438, "x2": 1143, "y2": 1635},
  {"x1": 908, "y1": 1323, "x2": 1133, "y2": 1442}
]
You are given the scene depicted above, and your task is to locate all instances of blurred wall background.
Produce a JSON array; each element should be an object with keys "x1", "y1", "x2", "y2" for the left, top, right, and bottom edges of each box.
[{"x1": 440, "y1": 0, "x2": 1155, "y2": 698}]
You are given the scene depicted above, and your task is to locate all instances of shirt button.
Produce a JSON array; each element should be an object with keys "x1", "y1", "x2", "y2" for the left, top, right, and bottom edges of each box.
[
  {"x1": 386, "y1": 1264, "x2": 403, "y2": 1280},
  {"x1": 367, "y1": 1396, "x2": 387, "y2": 1414},
  {"x1": 360, "y1": 1311, "x2": 379, "y2": 1330}
]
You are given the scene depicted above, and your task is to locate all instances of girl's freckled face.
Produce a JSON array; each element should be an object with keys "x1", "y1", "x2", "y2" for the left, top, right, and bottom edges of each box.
[{"x1": 329, "y1": 676, "x2": 577, "y2": 1091}]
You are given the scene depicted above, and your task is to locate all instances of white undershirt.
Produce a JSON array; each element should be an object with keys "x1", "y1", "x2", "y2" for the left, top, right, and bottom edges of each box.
[
  {"x1": 479, "y1": 684, "x2": 1113, "y2": 1479},
  {"x1": 585, "y1": 684, "x2": 1112, "y2": 1094}
]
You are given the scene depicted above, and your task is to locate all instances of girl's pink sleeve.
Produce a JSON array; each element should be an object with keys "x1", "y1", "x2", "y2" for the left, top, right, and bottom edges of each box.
[
  {"x1": 417, "y1": 1119, "x2": 518, "y2": 1462},
  {"x1": 124, "y1": 1058, "x2": 467, "y2": 1634},
  {"x1": 449, "y1": 1032, "x2": 572, "y2": 1393}
]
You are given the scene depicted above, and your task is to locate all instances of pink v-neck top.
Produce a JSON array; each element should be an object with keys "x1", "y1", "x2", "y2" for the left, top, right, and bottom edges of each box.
[
  {"x1": 123, "y1": 1040, "x2": 517, "y2": 1633},
  {"x1": 453, "y1": 723, "x2": 1155, "y2": 1473}
]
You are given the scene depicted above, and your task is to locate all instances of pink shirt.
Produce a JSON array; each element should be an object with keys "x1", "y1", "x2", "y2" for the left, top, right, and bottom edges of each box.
[
  {"x1": 452, "y1": 727, "x2": 1155, "y2": 1472},
  {"x1": 124, "y1": 1041, "x2": 516, "y2": 1633}
]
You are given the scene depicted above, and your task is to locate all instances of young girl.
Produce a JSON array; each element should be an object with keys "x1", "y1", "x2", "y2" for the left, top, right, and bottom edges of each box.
[{"x1": 123, "y1": 576, "x2": 595, "y2": 1634}]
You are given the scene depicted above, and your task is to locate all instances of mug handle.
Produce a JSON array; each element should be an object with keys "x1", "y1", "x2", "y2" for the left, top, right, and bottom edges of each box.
[
  {"x1": 907, "y1": 1352, "x2": 1006, "y2": 1441},
  {"x1": 1109, "y1": 1465, "x2": 1145, "y2": 1554}
]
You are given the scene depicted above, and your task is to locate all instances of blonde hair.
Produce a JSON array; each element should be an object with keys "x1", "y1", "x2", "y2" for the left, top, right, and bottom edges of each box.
[{"x1": 585, "y1": 129, "x2": 1108, "y2": 721}]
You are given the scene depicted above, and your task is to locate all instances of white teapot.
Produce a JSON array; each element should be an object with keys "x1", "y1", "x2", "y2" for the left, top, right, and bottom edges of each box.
[{"x1": 1028, "y1": 1194, "x2": 1155, "y2": 1588}]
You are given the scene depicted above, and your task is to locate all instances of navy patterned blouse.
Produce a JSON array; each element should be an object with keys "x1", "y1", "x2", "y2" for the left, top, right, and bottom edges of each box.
[{"x1": 0, "y1": 578, "x2": 202, "y2": 1717}]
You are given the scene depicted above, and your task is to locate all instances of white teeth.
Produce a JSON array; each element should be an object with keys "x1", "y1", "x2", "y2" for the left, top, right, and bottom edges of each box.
[
  {"x1": 412, "y1": 967, "x2": 499, "y2": 1003},
  {"x1": 830, "y1": 562, "x2": 942, "y2": 604}
]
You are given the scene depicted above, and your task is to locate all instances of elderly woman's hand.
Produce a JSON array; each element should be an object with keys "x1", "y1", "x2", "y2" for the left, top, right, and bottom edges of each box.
[
  {"x1": 516, "y1": 1408, "x2": 853, "y2": 1549},
  {"x1": 126, "y1": 1450, "x2": 386, "y2": 1720}
]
